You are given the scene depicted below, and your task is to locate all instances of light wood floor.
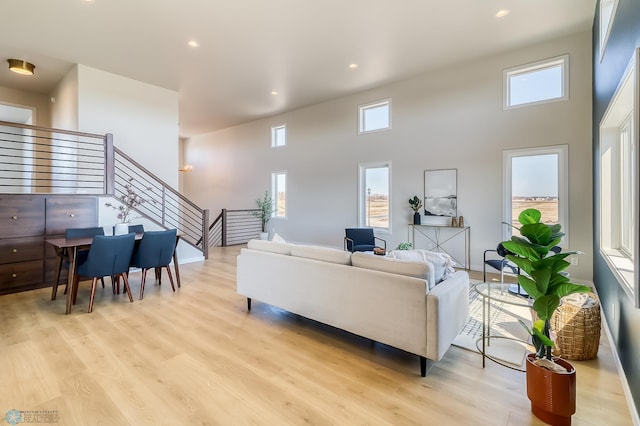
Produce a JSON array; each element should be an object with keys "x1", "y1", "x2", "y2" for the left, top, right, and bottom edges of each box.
[{"x1": 0, "y1": 245, "x2": 632, "y2": 425}]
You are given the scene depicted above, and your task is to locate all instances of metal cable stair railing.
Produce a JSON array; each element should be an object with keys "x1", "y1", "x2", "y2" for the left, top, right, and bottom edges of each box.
[
  {"x1": 199, "y1": 209, "x2": 262, "y2": 248},
  {"x1": 0, "y1": 119, "x2": 209, "y2": 259}
]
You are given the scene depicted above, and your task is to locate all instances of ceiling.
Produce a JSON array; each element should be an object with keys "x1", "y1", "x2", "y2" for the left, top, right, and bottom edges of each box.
[{"x1": 0, "y1": 0, "x2": 595, "y2": 138}]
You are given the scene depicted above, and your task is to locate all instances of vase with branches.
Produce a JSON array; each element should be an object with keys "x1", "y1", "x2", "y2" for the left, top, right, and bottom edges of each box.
[{"x1": 105, "y1": 177, "x2": 153, "y2": 226}]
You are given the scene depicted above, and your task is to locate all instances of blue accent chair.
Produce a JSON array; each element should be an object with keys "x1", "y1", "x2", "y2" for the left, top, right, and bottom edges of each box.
[
  {"x1": 130, "y1": 229, "x2": 177, "y2": 299},
  {"x1": 53, "y1": 227, "x2": 105, "y2": 299},
  {"x1": 344, "y1": 228, "x2": 386, "y2": 253},
  {"x1": 73, "y1": 233, "x2": 136, "y2": 313}
]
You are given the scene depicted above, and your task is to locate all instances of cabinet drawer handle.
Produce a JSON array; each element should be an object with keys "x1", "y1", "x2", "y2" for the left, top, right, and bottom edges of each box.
[
  {"x1": 12, "y1": 273, "x2": 17, "y2": 278},
  {"x1": 11, "y1": 215, "x2": 18, "y2": 220},
  {"x1": 12, "y1": 248, "x2": 17, "y2": 253},
  {"x1": 69, "y1": 213, "x2": 75, "y2": 218}
]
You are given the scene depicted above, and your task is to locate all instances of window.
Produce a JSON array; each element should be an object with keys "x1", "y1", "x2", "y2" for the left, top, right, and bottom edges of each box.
[
  {"x1": 271, "y1": 124, "x2": 286, "y2": 148},
  {"x1": 504, "y1": 55, "x2": 569, "y2": 109},
  {"x1": 358, "y1": 99, "x2": 391, "y2": 134},
  {"x1": 599, "y1": 49, "x2": 639, "y2": 305},
  {"x1": 600, "y1": 0, "x2": 619, "y2": 60},
  {"x1": 358, "y1": 162, "x2": 391, "y2": 231},
  {"x1": 271, "y1": 171, "x2": 286, "y2": 218},
  {"x1": 503, "y1": 146, "x2": 568, "y2": 245}
]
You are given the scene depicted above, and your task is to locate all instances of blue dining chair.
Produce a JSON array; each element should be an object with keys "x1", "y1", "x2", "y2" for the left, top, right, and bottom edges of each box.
[
  {"x1": 72, "y1": 233, "x2": 136, "y2": 313},
  {"x1": 130, "y1": 229, "x2": 177, "y2": 299},
  {"x1": 53, "y1": 227, "x2": 106, "y2": 298}
]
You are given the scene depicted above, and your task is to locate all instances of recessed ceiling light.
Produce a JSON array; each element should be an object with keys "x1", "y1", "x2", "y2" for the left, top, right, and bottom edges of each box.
[
  {"x1": 349, "y1": 63, "x2": 359, "y2": 69},
  {"x1": 496, "y1": 9, "x2": 510, "y2": 18},
  {"x1": 188, "y1": 40, "x2": 200, "y2": 47},
  {"x1": 271, "y1": 91, "x2": 279, "y2": 95}
]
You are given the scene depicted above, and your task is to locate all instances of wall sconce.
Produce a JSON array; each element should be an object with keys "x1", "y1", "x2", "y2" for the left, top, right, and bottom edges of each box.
[
  {"x1": 179, "y1": 164, "x2": 194, "y2": 172},
  {"x1": 7, "y1": 59, "x2": 35, "y2": 75}
]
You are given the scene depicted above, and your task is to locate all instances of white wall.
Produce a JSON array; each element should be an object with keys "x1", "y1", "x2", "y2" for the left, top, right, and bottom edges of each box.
[
  {"x1": 50, "y1": 66, "x2": 78, "y2": 131},
  {"x1": 184, "y1": 31, "x2": 593, "y2": 280},
  {"x1": 76, "y1": 64, "x2": 179, "y2": 186}
]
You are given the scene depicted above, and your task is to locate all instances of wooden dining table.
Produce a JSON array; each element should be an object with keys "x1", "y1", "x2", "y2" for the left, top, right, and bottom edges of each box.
[{"x1": 46, "y1": 233, "x2": 181, "y2": 314}]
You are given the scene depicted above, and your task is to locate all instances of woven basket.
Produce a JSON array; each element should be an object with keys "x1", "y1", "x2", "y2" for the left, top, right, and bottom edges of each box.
[{"x1": 551, "y1": 292, "x2": 601, "y2": 360}]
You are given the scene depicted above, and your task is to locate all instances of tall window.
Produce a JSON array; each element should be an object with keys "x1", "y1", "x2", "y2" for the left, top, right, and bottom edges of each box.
[
  {"x1": 358, "y1": 162, "x2": 391, "y2": 231},
  {"x1": 599, "y1": 49, "x2": 638, "y2": 304},
  {"x1": 271, "y1": 171, "x2": 286, "y2": 218},
  {"x1": 504, "y1": 55, "x2": 569, "y2": 109},
  {"x1": 358, "y1": 99, "x2": 391, "y2": 134},
  {"x1": 503, "y1": 146, "x2": 568, "y2": 244},
  {"x1": 271, "y1": 124, "x2": 286, "y2": 148},
  {"x1": 620, "y1": 117, "x2": 634, "y2": 256}
]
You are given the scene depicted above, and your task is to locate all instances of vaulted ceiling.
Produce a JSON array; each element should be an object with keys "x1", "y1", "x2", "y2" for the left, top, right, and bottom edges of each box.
[{"x1": 0, "y1": 0, "x2": 595, "y2": 137}]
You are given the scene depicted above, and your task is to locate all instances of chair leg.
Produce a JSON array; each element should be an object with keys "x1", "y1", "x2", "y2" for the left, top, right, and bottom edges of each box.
[
  {"x1": 121, "y1": 273, "x2": 134, "y2": 303},
  {"x1": 101, "y1": 277, "x2": 105, "y2": 288},
  {"x1": 139, "y1": 268, "x2": 148, "y2": 300},
  {"x1": 88, "y1": 277, "x2": 98, "y2": 313},
  {"x1": 165, "y1": 266, "x2": 175, "y2": 292},
  {"x1": 72, "y1": 275, "x2": 80, "y2": 305},
  {"x1": 51, "y1": 256, "x2": 63, "y2": 301}
]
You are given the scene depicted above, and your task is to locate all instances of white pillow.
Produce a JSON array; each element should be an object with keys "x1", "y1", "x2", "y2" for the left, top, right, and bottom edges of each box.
[
  {"x1": 271, "y1": 233, "x2": 286, "y2": 243},
  {"x1": 387, "y1": 249, "x2": 455, "y2": 283},
  {"x1": 247, "y1": 239, "x2": 293, "y2": 255}
]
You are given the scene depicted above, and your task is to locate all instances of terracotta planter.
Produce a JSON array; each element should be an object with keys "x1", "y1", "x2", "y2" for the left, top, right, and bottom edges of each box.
[{"x1": 526, "y1": 353, "x2": 576, "y2": 426}]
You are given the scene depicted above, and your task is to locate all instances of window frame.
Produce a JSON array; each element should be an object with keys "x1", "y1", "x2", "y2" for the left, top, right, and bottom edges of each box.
[
  {"x1": 503, "y1": 55, "x2": 569, "y2": 110},
  {"x1": 271, "y1": 124, "x2": 287, "y2": 148},
  {"x1": 271, "y1": 170, "x2": 287, "y2": 219},
  {"x1": 358, "y1": 161, "x2": 391, "y2": 233},
  {"x1": 502, "y1": 145, "x2": 569, "y2": 246},
  {"x1": 358, "y1": 99, "x2": 391, "y2": 135},
  {"x1": 599, "y1": 0, "x2": 619, "y2": 62},
  {"x1": 598, "y1": 48, "x2": 640, "y2": 307}
]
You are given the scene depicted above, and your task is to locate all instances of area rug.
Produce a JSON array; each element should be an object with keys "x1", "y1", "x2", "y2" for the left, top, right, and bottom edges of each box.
[{"x1": 452, "y1": 281, "x2": 532, "y2": 368}]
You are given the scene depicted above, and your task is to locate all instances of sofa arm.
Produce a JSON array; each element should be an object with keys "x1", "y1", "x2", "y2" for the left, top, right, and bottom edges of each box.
[{"x1": 425, "y1": 271, "x2": 470, "y2": 361}]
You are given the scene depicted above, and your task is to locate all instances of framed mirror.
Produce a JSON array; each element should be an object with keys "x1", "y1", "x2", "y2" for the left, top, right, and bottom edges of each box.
[{"x1": 424, "y1": 169, "x2": 457, "y2": 217}]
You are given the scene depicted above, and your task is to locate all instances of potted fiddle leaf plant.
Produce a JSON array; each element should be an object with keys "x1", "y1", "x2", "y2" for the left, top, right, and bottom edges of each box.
[
  {"x1": 502, "y1": 208, "x2": 591, "y2": 426},
  {"x1": 409, "y1": 196, "x2": 422, "y2": 225},
  {"x1": 251, "y1": 190, "x2": 273, "y2": 240}
]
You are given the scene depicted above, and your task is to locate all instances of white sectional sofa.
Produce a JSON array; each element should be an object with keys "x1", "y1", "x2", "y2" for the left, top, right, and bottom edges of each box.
[{"x1": 236, "y1": 239, "x2": 470, "y2": 376}]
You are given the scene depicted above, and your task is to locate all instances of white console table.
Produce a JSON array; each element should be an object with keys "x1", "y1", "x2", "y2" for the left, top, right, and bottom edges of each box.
[{"x1": 408, "y1": 224, "x2": 470, "y2": 270}]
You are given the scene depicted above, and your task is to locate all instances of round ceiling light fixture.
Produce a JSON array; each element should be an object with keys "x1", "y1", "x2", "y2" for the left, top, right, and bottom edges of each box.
[{"x1": 7, "y1": 59, "x2": 35, "y2": 75}]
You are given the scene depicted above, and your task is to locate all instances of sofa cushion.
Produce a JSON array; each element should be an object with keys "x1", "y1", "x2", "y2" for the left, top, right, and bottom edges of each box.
[
  {"x1": 291, "y1": 244, "x2": 352, "y2": 265},
  {"x1": 247, "y1": 239, "x2": 294, "y2": 255},
  {"x1": 351, "y1": 252, "x2": 430, "y2": 282},
  {"x1": 387, "y1": 249, "x2": 455, "y2": 283}
]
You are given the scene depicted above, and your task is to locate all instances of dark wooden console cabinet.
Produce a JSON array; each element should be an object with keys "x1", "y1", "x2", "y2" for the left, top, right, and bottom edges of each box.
[{"x1": 0, "y1": 194, "x2": 98, "y2": 295}]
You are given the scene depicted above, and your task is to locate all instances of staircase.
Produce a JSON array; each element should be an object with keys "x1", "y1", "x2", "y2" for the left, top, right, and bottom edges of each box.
[{"x1": 0, "y1": 119, "x2": 209, "y2": 258}]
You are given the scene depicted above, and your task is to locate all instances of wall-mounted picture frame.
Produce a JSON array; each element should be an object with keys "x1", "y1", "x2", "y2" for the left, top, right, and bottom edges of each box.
[{"x1": 424, "y1": 169, "x2": 457, "y2": 217}]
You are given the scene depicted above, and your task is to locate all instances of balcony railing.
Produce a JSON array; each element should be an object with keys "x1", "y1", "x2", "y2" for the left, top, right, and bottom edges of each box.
[{"x1": 0, "y1": 120, "x2": 209, "y2": 258}]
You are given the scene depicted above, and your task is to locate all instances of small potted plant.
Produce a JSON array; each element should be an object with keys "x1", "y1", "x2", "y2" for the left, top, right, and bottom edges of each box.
[
  {"x1": 409, "y1": 196, "x2": 422, "y2": 225},
  {"x1": 396, "y1": 242, "x2": 413, "y2": 250},
  {"x1": 502, "y1": 208, "x2": 590, "y2": 425},
  {"x1": 251, "y1": 190, "x2": 273, "y2": 240}
]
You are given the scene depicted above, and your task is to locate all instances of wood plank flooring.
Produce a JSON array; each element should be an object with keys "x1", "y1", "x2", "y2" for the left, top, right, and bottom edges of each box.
[{"x1": 0, "y1": 245, "x2": 633, "y2": 425}]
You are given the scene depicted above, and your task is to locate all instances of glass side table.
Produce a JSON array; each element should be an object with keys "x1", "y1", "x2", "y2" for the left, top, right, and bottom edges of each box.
[{"x1": 474, "y1": 282, "x2": 532, "y2": 372}]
